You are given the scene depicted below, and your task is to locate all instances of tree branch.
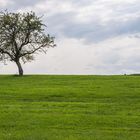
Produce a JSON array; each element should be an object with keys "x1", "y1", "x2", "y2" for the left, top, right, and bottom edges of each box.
[{"x1": 0, "y1": 49, "x2": 14, "y2": 60}]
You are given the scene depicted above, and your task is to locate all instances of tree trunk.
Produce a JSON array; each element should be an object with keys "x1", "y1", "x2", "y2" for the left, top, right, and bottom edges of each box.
[{"x1": 16, "y1": 60, "x2": 23, "y2": 76}]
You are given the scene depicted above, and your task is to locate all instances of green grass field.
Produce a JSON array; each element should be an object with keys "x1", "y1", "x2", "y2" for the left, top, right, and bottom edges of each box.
[{"x1": 0, "y1": 75, "x2": 140, "y2": 140}]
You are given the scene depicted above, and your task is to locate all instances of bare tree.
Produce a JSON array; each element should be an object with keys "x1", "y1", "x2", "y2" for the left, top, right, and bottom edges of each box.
[{"x1": 0, "y1": 11, "x2": 55, "y2": 76}]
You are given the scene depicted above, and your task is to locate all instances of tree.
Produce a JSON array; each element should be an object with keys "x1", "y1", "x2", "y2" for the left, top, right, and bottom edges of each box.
[{"x1": 0, "y1": 11, "x2": 55, "y2": 76}]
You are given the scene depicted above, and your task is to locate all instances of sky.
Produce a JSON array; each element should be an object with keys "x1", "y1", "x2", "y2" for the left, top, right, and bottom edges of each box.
[{"x1": 0, "y1": 0, "x2": 140, "y2": 75}]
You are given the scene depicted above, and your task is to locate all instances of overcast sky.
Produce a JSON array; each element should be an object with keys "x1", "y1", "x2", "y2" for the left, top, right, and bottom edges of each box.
[{"x1": 0, "y1": 0, "x2": 140, "y2": 74}]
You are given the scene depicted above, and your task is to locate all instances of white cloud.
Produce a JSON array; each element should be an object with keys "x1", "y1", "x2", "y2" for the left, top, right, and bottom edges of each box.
[
  {"x1": 0, "y1": 0, "x2": 13, "y2": 7},
  {"x1": 1, "y1": 35, "x2": 140, "y2": 75}
]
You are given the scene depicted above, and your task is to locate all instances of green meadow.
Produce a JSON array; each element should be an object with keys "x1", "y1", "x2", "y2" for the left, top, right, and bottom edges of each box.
[{"x1": 0, "y1": 75, "x2": 139, "y2": 140}]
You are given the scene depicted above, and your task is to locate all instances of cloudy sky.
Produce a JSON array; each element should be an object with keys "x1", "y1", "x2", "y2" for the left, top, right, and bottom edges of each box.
[{"x1": 0, "y1": 0, "x2": 140, "y2": 75}]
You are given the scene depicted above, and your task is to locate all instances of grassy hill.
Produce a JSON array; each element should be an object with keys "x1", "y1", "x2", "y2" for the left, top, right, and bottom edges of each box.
[{"x1": 0, "y1": 75, "x2": 139, "y2": 140}]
